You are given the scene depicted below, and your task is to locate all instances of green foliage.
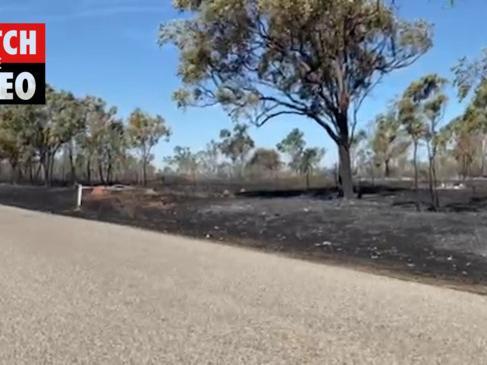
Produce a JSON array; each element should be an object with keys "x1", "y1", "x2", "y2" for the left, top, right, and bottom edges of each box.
[
  {"x1": 299, "y1": 148, "x2": 325, "y2": 176},
  {"x1": 128, "y1": 108, "x2": 171, "y2": 184},
  {"x1": 399, "y1": 74, "x2": 448, "y2": 143},
  {"x1": 0, "y1": 107, "x2": 23, "y2": 176},
  {"x1": 164, "y1": 146, "x2": 200, "y2": 178},
  {"x1": 197, "y1": 140, "x2": 222, "y2": 177},
  {"x1": 0, "y1": 87, "x2": 171, "y2": 186},
  {"x1": 248, "y1": 148, "x2": 281, "y2": 173},
  {"x1": 400, "y1": 74, "x2": 448, "y2": 209},
  {"x1": 452, "y1": 49, "x2": 487, "y2": 101},
  {"x1": 218, "y1": 123, "x2": 255, "y2": 164},
  {"x1": 162, "y1": 0, "x2": 432, "y2": 197},
  {"x1": 371, "y1": 109, "x2": 410, "y2": 176},
  {"x1": 351, "y1": 130, "x2": 367, "y2": 149},
  {"x1": 403, "y1": 74, "x2": 448, "y2": 146},
  {"x1": 0, "y1": 86, "x2": 87, "y2": 184},
  {"x1": 161, "y1": 0, "x2": 431, "y2": 135},
  {"x1": 128, "y1": 109, "x2": 171, "y2": 153},
  {"x1": 398, "y1": 98, "x2": 425, "y2": 142},
  {"x1": 277, "y1": 128, "x2": 324, "y2": 177},
  {"x1": 78, "y1": 96, "x2": 125, "y2": 184},
  {"x1": 276, "y1": 128, "x2": 306, "y2": 173},
  {"x1": 463, "y1": 80, "x2": 487, "y2": 133},
  {"x1": 444, "y1": 80, "x2": 487, "y2": 178}
]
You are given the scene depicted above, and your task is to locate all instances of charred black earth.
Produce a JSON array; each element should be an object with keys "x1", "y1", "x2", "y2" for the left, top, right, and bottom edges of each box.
[{"x1": 0, "y1": 182, "x2": 486, "y2": 293}]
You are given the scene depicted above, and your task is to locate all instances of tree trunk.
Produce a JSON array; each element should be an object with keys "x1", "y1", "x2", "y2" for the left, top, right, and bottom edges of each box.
[
  {"x1": 28, "y1": 159, "x2": 34, "y2": 184},
  {"x1": 107, "y1": 163, "x2": 112, "y2": 185},
  {"x1": 428, "y1": 161, "x2": 434, "y2": 208},
  {"x1": 35, "y1": 162, "x2": 42, "y2": 182},
  {"x1": 143, "y1": 159, "x2": 148, "y2": 186},
  {"x1": 68, "y1": 143, "x2": 77, "y2": 185},
  {"x1": 98, "y1": 160, "x2": 105, "y2": 185},
  {"x1": 49, "y1": 153, "x2": 55, "y2": 186},
  {"x1": 481, "y1": 137, "x2": 487, "y2": 177},
  {"x1": 10, "y1": 161, "x2": 18, "y2": 184},
  {"x1": 305, "y1": 172, "x2": 310, "y2": 191},
  {"x1": 431, "y1": 157, "x2": 439, "y2": 210},
  {"x1": 338, "y1": 143, "x2": 354, "y2": 199},
  {"x1": 61, "y1": 157, "x2": 66, "y2": 183},
  {"x1": 370, "y1": 161, "x2": 375, "y2": 186},
  {"x1": 39, "y1": 151, "x2": 52, "y2": 187},
  {"x1": 385, "y1": 159, "x2": 391, "y2": 178},
  {"x1": 426, "y1": 144, "x2": 434, "y2": 208},
  {"x1": 106, "y1": 151, "x2": 113, "y2": 185},
  {"x1": 42, "y1": 157, "x2": 50, "y2": 187},
  {"x1": 413, "y1": 140, "x2": 420, "y2": 212},
  {"x1": 18, "y1": 165, "x2": 23, "y2": 183},
  {"x1": 86, "y1": 159, "x2": 91, "y2": 185},
  {"x1": 426, "y1": 142, "x2": 440, "y2": 211}
]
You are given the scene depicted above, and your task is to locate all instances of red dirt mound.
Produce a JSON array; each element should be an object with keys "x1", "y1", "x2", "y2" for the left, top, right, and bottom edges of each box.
[{"x1": 90, "y1": 186, "x2": 109, "y2": 198}]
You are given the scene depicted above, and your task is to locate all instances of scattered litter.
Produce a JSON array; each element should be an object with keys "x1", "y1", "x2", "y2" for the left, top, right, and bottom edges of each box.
[
  {"x1": 107, "y1": 184, "x2": 131, "y2": 191},
  {"x1": 439, "y1": 182, "x2": 466, "y2": 190},
  {"x1": 315, "y1": 241, "x2": 333, "y2": 247},
  {"x1": 144, "y1": 188, "x2": 157, "y2": 196}
]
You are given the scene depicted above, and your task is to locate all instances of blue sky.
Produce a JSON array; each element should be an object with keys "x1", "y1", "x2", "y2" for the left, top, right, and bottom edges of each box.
[{"x1": 2, "y1": 0, "x2": 486, "y2": 167}]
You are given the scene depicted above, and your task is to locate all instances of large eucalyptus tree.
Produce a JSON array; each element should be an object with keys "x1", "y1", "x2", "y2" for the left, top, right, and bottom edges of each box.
[
  {"x1": 400, "y1": 74, "x2": 448, "y2": 210},
  {"x1": 127, "y1": 109, "x2": 171, "y2": 186},
  {"x1": 161, "y1": 0, "x2": 432, "y2": 198}
]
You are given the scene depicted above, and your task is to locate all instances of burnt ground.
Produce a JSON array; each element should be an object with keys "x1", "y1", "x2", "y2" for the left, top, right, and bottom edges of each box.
[{"x1": 1, "y1": 181, "x2": 487, "y2": 294}]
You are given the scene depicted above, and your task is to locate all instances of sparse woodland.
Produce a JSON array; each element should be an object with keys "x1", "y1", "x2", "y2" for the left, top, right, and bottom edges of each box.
[
  {"x1": 1, "y1": 1, "x2": 487, "y2": 209},
  {"x1": 0, "y1": 88, "x2": 171, "y2": 186}
]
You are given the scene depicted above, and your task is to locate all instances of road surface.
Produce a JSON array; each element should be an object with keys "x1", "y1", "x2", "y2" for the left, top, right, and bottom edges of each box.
[{"x1": 0, "y1": 205, "x2": 486, "y2": 364}]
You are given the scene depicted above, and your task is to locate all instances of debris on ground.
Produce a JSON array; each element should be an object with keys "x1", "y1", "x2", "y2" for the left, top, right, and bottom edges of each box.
[{"x1": 0, "y1": 183, "x2": 487, "y2": 289}]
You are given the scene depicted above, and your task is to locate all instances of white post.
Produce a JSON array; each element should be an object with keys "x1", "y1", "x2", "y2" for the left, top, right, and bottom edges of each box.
[{"x1": 76, "y1": 184, "x2": 83, "y2": 210}]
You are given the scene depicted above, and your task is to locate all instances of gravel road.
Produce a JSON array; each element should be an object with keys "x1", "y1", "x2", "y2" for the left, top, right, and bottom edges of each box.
[{"x1": 0, "y1": 205, "x2": 487, "y2": 364}]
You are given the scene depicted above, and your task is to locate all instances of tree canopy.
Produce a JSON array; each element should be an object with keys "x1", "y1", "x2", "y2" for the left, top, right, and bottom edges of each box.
[
  {"x1": 161, "y1": 0, "x2": 432, "y2": 198},
  {"x1": 371, "y1": 109, "x2": 410, "y2": 177},
  {"x1": 128, "y1": 109, "x2": 171, "y2": 185}
]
